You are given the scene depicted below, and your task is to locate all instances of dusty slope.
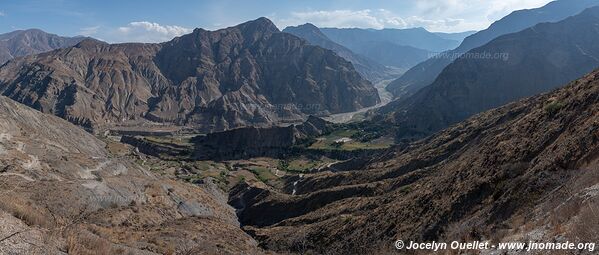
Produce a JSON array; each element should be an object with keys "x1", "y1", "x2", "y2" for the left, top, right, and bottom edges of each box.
[
  {"x1": 0, "y1": 96, "x2": 262, "y2": 254},
  {"x1": 232, "y1": 69, "x2": 599, "y2": 254}
]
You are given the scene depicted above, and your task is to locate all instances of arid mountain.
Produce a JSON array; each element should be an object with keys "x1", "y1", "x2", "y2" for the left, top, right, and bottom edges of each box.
[
  {"x1": 283, "y1": 23, "x2": 395, "y2": 82},
  {"x1": 380, "y1": 6, "x2": 599, "y2": 141},
  {"x1": 0, "y1": 18, "x2": 379, "y2": 133},
  {"x1": 387, "y1": 0, "x2": 599, "y2": 98},
  {"x1": 0, "y1": 29, "x2": 86, "y2": 64},
  {"x1": 231, "y1": 68, "x2": 599, "y2": 254},
  {"x1": 0, "y1": 96, "x2": 262, "y2": 254}
]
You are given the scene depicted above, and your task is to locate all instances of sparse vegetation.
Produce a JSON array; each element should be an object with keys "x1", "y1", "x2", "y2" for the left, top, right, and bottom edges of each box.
[
  {"x1": 249, "y1": 167, "x2": 276, "y2": 183},
  {"x1": 545, "y1": 101, "x2": 565, "y2": 115}
]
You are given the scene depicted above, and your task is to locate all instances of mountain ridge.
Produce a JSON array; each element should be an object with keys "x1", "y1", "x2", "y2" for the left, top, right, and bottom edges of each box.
[
  {"x1": 380, "y1": 6, "x2": 599, "y2": 141},
  {"x1": 386, "y1": 0, "x2": 599, "y2": 98},
  {"x1": 0, "y1": 28, "x2": 87, "y2": 64},
  {"x1": 283, "y1": 23, "x2": 396, "y2": 82},
  {"x1": 0, "y1": 17, "x2": 380, "y2": 133}
]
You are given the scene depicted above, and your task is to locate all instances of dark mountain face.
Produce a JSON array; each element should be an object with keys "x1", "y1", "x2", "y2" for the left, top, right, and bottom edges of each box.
[
  {"x1": 232, "y1": 68, "x2": 599, "y2": 254},
  {"x1": 283, "y1": 23, "x2": 395, "y2": 83},
  {"x1": 0, "y1": 18, "x2": 379, "y2": 133},
  {"x1": 0, "y1": 29, "x2": 86, "y2": 64},
  {"x1": 387, "y1": 0, "x2": 599, "y2": 98},
  {"x1": 382, "y1": 6, "x2": 599, "y2": 141}
]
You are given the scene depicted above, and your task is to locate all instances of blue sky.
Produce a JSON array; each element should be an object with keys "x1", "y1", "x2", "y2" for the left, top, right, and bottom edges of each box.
[{"x1": 0, "y1": 0, "x2": 553, "y2": 43}]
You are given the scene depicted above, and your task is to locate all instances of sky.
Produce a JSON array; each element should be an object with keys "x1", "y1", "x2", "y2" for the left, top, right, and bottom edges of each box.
[{"x1": 0, "y1": 0, "x2": 554, "y2": 43}]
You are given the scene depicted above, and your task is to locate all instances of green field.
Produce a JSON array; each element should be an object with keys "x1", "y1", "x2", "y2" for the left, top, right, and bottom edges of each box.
[{"x1": 308, "y1": 129, "x2": 393, "y2": 151}]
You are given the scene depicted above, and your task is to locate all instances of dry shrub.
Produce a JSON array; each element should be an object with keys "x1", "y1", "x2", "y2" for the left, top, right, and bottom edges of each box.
[
  {"x1": 568, "y1": 201, "x2": 599, "y2": 242},
  {"x1": 66, "y1": 231, "x2": 113, "y2": 255},
  {"x1": 0, "y1": 193, "x2": 49, "y2": 227}
]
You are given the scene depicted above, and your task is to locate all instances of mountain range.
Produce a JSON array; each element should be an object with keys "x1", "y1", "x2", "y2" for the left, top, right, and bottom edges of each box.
[
  {"x1": 2, "y1": 1, "x2": 599, "y2": 254},
  {"x1": 320, "y1": 27, "x2": 460, "y2": 53},
  {"x1": 0, "y1": 29, "x2": 86, "y2": 64},
  {"x1": 0, "y1": 18, "x2": 379, "y2": 133},
  {"x1": 378, "y1": 5, "x2": 599, "y2": 141},
  {"x1": 232, "y1": 67, "x2": 599, "y2": 254},
  {"x1": 283, "y1": 23, "x2": 396, "y2": 83},
  {"x1": 386, "y1": 0, "x2": 599, "y2": 98}
]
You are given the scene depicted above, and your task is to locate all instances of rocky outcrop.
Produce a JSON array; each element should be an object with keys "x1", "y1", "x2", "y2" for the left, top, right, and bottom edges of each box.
[
  {"x1": 0, "y1": 29, "x2": 86, "y2": 64},
  {"x1": 0, "y1": 18, "x2": 379, "y2": 133},
  {"x1": 283, "y1": 23, "x2": 394, "y2": 82},
  {"x1": 387, "y1": 0, "x2": 599, "y2": 98},
  {"x1": 381, "y1": 6, "x2": 599, "y2": 141},
  {"x1": 0, "y1": 96, "x2": 262, "y2": 254},
  {"x1": 192, "y1": 116, "x2": 333, "y2": 160},
  {"x1": 231, "y1": 68, "x2": 599, "y2": 254}
]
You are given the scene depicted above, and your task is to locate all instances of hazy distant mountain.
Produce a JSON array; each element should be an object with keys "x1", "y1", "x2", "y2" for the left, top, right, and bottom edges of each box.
[
  {"x1": 347, "y1": 40, "x2": 430, "y2": 70},
  {"x1": 387, "y1": 0, "x2": 599, "y2": 98},
  {"x1": 382, "y1": 6, "x2": 599, "y2": 141},
  {"x1": 283, "y1": 23, "x2": 395, "y2": 82},
  {"x1": 433, "y1": 30, "x2": 477, "y2": 41},
  {"x1": 0, "y1": 29, "x2": 86, "y2": 64},
  {"x1": 0, "y1": 18, "x2": 379, "y2": 133},
  {"x1": 321, "y1": 27, "x2": 459, "y2": 52},
  {"x1": 318, "y1": 27, "x2": 456, "y2": 70}
]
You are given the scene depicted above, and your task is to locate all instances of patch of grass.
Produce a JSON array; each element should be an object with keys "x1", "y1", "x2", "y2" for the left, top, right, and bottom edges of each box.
[
  {"x1": 398, "y1": 185, "x2": 413, "y2": 194},
  {"x1": 308, "y1": 127, "x2": 393, "y2": 151},
  {"x1": 144, "y1": 135, "x2": 192, "y2": 146},
  {"x1": 249, "y1": 167, "x2": 277, "y2": 183},
  {"x1": 278, "y1": 160, "x2": 289, "y2": 172},
  {"x1": 545, "y1": 101, "x2": 565, "y2": 115}
]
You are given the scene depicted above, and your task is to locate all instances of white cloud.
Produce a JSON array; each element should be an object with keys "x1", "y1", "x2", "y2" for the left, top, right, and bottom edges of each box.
[
  {"x1": 79, "y1": 26, "x2": 100, "y2": 36},
  {"x1": 0, "y1": 11, "x2": 5, "y2": 17},
  {"x1": 275, "y1": 0, "x2": 553, "y2": 32},
  {"x1": 114, "y1": 21, "x2": 192, "y2": 43}
]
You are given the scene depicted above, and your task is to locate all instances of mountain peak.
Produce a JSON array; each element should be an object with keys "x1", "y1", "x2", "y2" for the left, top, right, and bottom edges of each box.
[
  {"x1": 283, "y1": 23, "x2": 324, "y2": 36},
  {"x1": 237, "y1": 17, "x2": 280, "y2": 34},
  {"x1": 75, "y1": 38, "x2": 107, "y2": 48}
]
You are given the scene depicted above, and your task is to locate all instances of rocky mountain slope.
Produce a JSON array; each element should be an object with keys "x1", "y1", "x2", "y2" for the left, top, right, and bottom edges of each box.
[
  {"x1": 0, "y1": 18, "x2": 379, "y2": 133},
  {"x1": 378, "y1": 6, "x2": 599, "y2": 141},
  {"x1": 387, "y1": 0, "x2": 599, "y2": 98},
  {"x1": 231, "y1": 68, "x2": 599, "y2": 254},
  {"x1": 192, "y1": 116, "x2": 332, "y2": 160},
  {"x1": 283, "y1": 23, "x2": 394, "y2": 82},
  {"x1": 0, "y1": 29, "x2": 86, "y2": 64},
  {"x1": 0, "y1": 96, "x2": 262, "y2": 254}
]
